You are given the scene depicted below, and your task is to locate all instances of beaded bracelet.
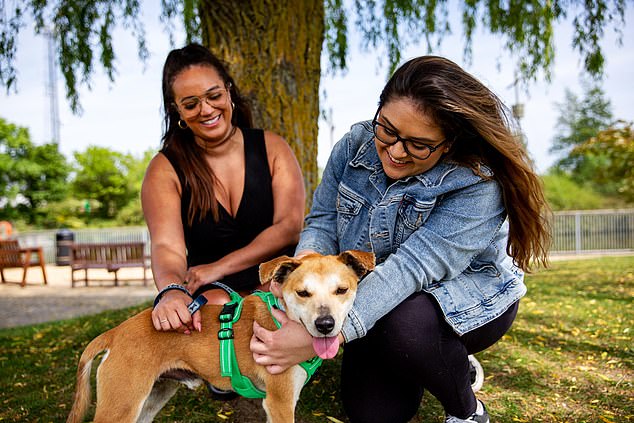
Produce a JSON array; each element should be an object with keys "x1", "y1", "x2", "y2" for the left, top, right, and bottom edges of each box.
[{"x1": 153, "y1": 283, "x2": 192, "y2": 308}]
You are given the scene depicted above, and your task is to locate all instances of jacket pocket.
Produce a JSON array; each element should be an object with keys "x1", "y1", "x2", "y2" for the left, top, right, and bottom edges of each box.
[
  {"x1": 336, "y1": 185, "x2": 364, "y2": 239},
  {"x1": 464, "y1": 260, "x2": 505, "y2": 300},
  {"x1": 395, "y1": 195, "x2": 435, "y2": 245}
]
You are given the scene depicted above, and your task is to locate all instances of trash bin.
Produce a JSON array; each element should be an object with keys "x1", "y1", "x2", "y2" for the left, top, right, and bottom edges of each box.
[{"x1": 56, "y1": 229, "x2": 75, "y2": 266}]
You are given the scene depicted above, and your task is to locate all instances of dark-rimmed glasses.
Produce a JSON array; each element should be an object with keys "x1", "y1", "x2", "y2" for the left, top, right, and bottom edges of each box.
[
  {"x1": 372, "y1": 110, "x2": 447, "y2": 160},
  {"x1": 175, "y1": 85, "x2": 230, "y2": 118}
]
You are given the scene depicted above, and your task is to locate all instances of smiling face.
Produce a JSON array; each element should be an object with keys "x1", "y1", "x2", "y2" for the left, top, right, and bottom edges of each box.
[
  {"x1": 171, "y1": 64, "x2": 234, "y2": 147},
  {"x1": 259, "y1": 251, "x2": 375, "y2": 359},
  {"x1": 374, "y1": 98, "x2": 449, "y2": 180},
  {"x1": 280, "y1": 255, "x2": 359, "y2": 339}
]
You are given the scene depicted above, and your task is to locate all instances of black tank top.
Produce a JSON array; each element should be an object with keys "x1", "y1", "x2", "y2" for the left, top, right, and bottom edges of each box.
[{"x1": 163, "y1": 128, "x2": 285, "y2": 291}]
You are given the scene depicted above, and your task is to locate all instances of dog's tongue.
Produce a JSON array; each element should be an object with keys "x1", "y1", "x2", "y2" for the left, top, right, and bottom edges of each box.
[{"x1": 313, "y1": 336, "x2": 340, "y2": 359}]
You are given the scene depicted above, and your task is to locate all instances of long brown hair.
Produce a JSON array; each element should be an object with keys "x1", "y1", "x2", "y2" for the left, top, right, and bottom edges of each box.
[
  {"x1": 160, "y1": 43, "x2": 253, "y2": 225},
  {"x1": 379, "y1": 56, "x2": 551, "y2": 271}
]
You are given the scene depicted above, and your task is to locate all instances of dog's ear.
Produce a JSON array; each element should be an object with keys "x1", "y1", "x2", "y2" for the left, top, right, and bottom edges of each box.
[
  {"x1": 337, "y1": 250, "x2": 376, "y2": 279},
  {"x1": 259, "y1": 256, "x2": 302, "y2": 284}
]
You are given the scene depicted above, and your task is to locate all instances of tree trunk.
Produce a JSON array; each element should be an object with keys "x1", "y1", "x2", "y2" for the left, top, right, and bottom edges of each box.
[{"x1": 199, "y1": 0, "x2": 324, "y2": 209}]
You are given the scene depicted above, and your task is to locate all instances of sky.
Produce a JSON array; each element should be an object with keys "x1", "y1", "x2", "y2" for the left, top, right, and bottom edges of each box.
[{"x1": 0, "y1": 5, "x2": 632, "y2": 174}]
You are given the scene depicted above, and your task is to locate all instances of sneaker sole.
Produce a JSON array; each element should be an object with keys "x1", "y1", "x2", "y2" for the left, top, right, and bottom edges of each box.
[{"x1": 468, "y1": 355, "x2": 484, "y2": 393}]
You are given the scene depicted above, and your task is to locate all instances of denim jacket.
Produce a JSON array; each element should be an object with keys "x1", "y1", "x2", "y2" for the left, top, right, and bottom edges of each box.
[{"x1": 297, "y1": 121, "x2": 526, "y2": 341}]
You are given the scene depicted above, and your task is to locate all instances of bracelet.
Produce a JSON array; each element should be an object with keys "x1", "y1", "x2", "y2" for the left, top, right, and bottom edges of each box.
[
  {"x1": 153, "y1": 283, "x2": 192, "y2": 308},
  {"x1": 187, "y1": 295, "x2": 208, "y2": 315}
]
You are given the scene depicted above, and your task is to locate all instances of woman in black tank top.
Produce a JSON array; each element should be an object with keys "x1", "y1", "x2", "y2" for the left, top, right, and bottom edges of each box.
[
  {"x1": 142, "y1": 43, "x2": 305, "y2": 334},
  {"x1": 163, "y1": 127, "x2": 296, "y2": 291}
]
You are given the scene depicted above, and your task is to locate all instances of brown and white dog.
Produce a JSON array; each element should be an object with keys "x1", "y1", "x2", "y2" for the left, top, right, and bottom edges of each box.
[{"x1": 66, "y1": 250, "x2": 375, "y2": 423}]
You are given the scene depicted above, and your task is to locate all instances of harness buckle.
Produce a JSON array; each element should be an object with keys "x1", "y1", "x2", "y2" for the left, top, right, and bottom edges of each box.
[
  {"x1": 219, "y1": 302, "x2": 238, "y2": 323},
  {"x1": 218, "y1": 327, "x2": 234, "y2": 340}
]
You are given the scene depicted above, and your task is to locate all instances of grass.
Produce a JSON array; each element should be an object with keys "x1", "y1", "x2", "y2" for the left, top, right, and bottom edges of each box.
[{"x1": 0, "y1": 256, "x2": 632, "y2": 422}]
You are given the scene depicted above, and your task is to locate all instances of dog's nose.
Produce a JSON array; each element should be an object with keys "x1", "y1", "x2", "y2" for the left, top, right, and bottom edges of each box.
[{"x1": 315, "y1": 316, "x2": 335, "y2": 334}]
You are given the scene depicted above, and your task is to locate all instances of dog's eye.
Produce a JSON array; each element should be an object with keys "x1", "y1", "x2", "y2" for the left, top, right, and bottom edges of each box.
[
  {"x1": 296, "y1": 290, "x2": 311, "y2": 298},
  {"x1": 336, "y1": 287, "x2": 348, "y2": 295}
]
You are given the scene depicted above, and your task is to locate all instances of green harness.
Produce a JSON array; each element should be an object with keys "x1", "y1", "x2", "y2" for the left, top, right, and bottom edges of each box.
[{"x1": 217, "y1": 291, "x2": 323, "y2": 398}]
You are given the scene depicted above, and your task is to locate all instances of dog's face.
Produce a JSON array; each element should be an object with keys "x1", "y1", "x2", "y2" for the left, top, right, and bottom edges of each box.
[{"x1": 259, "y1": 250, "x2": 375, "y2": 359}]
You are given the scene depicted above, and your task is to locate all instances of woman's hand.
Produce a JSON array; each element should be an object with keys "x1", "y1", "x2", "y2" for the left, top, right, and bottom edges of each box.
[
  {"x1": 151, "y1": 290, "x2": 201, "y2": 334},
  {"x1": 185, "y1": 263, "x2": 223, "y2": 294},
  {"x1": 250, "y1": 308, "x2": 316, "y2": 374}
]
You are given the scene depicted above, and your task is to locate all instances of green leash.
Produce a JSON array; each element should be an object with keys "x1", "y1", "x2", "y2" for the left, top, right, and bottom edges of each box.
[{"x1": 217, "y1": 291, "x2": 322, "y2": 398}]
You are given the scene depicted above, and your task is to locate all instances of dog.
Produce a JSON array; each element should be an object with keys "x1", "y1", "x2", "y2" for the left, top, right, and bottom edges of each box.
[{"x1": 66, "y1": 250, "x2": 375, "y2": 423}]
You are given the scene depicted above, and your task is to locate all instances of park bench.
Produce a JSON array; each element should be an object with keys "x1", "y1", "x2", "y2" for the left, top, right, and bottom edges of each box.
[
  {"x1": 0, "y1": 239, "x2": 48, "y2": 287},
  {"x1": 70, "y1": 242, "x2": 150, "y2": 287}
]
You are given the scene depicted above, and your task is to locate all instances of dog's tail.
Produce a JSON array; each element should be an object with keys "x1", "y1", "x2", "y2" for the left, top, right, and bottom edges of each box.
[{"x1": 66, "y1": 332, "x2": 112, "y2": 423}]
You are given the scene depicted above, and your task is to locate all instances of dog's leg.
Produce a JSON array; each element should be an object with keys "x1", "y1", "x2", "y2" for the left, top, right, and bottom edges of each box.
[
  {"x1": 92, "y1": 354, "x2": 159, "y2": 423},
  {"x1": 262, "y1": 366, "x2": 306, "y2": 423},
  {"x1": 136, "y1": 379, "x2": 181, "y2": 423}
]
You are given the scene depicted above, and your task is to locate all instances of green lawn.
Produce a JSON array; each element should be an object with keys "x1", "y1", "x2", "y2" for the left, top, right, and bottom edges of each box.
[{"x1": 1, "y1": 256, "x2": 632, "y2": 422}]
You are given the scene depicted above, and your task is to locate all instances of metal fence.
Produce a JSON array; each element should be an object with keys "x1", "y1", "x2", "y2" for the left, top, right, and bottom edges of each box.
[
  {"x1": 550, "y1": 209, "x2": 634, "y2": 255},
  {"x1": 11, "y1": 209, "x2": 634, "y2": 264}
]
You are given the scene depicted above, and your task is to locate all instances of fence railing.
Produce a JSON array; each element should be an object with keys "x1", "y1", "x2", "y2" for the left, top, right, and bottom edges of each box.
[
  {"x1": 11, "y1": 209, "x2": 634, "y2": 264},
  {"x1": 550, "y1": 209, "x2": 634, "y2": 255}
]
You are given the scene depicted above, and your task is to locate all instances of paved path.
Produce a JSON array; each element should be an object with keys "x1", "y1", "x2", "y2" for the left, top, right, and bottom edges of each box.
[{"x1": 0, "y1": 265, "x2": 156, "y2": 328}]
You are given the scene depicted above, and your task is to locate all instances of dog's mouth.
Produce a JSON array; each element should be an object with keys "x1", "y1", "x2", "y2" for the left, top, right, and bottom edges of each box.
[
  {"x1": 312, "y1": 336, "x2": 340, "y2": 359},
  {"x1": 299, "y1": 316, "x2": 342, "y2": 359}
]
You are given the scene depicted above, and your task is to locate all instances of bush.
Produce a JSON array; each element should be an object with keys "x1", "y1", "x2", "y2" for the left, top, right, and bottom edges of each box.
[{"x1": 542, "y1": 171, "x2": 627, "y2": 210}]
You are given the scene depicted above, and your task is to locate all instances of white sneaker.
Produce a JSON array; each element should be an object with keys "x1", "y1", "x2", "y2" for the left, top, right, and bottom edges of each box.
[
  {"x1": 445, "y1": 400, "x2": 490, "y2": 423},
  {"x1": 468, "y1": 354, "x2": 484, "y2": 393}
]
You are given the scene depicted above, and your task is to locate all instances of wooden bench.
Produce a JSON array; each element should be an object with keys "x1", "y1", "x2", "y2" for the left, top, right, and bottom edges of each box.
[
  {"x1": 70, "y1": 242, "x2": 150, "y2": 287},
  {"x1": 0, "y1": 239, "x2": 48, "y2": 287}
]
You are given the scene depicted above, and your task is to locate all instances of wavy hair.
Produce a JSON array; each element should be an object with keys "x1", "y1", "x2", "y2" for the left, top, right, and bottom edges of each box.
[
  {"x1": 160, "y1": 43, "x2": 253, "y2": 224},
  {"x1": 379, "y1": 56, "x2": 551, "y2": 270}
]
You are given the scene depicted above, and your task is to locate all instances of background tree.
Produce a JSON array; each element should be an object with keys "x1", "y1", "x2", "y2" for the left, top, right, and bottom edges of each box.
[
  {"x1": 548, "y1": 80, "x2": 632, "y2": 201},
  {"x1": 72, "y1": 146, "x2": 136, "y2": 219},
  {"x1": 0, "y1": 117, "x2": 70, "y2": 225},
  {"x1": 550, "y1": 80, "x2": 613, "y2": 178},
  {"x1": 0, "y1": 1, "x2": 628, "y2": 203},
  {"x1": 115, "y1": 149, "x2": 154, "y2": 225},
  {"x1": 571, "y1": 121, "x2": 634, "y2": 203}
]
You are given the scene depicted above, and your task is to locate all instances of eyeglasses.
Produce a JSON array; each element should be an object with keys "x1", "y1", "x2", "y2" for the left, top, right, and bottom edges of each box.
[
  {"x1": 175, "y1": 86, "x2": 230, "y2": 118},
  {"x1": 372, "y1": 111, "x2": 447, "y2": 160}
]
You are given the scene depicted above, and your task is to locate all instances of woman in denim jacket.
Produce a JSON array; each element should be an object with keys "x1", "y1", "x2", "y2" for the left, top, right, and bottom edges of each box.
[{"x1": 251, "y1": 56, "x2": 551, "y2": 423}]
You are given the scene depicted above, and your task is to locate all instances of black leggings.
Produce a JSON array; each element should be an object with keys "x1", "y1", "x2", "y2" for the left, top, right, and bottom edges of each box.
[{"x1": 341, "y1": 292, "x2": 518, "y2": 422}]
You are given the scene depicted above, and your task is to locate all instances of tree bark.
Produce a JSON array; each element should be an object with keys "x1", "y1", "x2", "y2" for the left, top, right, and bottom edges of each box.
[{"x1": 199, "y1": 0, "x2": 324, "y2": 209}]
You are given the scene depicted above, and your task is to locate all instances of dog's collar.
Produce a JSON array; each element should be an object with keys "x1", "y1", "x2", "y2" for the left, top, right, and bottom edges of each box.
[{"x1": 217, "y1": 291, "x2": 323, "y2": 398}]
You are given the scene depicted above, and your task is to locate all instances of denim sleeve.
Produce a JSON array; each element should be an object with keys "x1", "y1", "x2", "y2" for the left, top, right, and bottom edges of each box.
[
  {"x1": 340, "y1": 178, "x2": 506, "y2": 342},
  {"x1": 295, "y1": 134, "x2": 351, "y2": 256}
]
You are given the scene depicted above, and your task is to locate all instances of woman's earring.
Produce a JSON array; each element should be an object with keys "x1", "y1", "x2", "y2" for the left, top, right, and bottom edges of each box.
[
  {"x1": 178, "y1": 119, "x2": 188, "y2": 129},
  {"x1": 231, "y1": 102, "x2": 235, "y2": 110}
]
